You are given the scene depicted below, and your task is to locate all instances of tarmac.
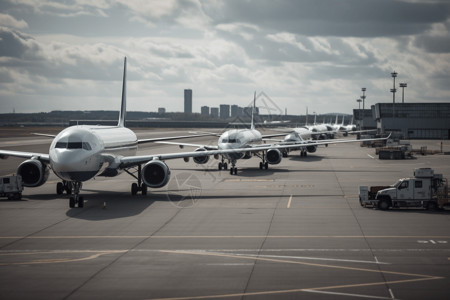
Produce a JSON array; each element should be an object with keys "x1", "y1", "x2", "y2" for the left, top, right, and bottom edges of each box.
[{"x1": 0, "y1": 128, "x2": 449, "y2": 300}]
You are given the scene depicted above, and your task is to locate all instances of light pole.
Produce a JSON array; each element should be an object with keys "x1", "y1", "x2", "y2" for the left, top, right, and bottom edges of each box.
[
  {"x1": 400, "y1": 83, "x2": 407, "y2": 103},
  {"x1": 361, "y1": 88, "x2": 366, "y2": 129},
  {"x1": 391, "y1": 71, "x2": 397, "y2": 117},
  {"x1": 357, "y1": 99, "x2": 362, "y2": 130}
]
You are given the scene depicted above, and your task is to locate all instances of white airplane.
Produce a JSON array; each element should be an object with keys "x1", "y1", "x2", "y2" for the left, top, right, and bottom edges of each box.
[
  {"x1": 338, "y1": 116, "x2": 376, "y2": 136},
  {"x1": 157, "y1": 93, "x2": 291, "y2": 175},
  {"x1": 157, "y1": 95, "x2": 389, "y2": 175}
]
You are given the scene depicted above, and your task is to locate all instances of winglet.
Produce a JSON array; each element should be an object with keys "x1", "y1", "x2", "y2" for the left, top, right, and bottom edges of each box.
[
  {"x1": 118, "y1": 57, "x2": 127, "y2": 127},
  {"x1": 251, "y1": 91, "x2": 256, "y2": 130}
]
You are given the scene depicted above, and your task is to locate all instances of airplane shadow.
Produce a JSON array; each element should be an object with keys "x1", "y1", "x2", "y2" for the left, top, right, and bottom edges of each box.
[{"x1": 287, "y1": 155, "x2": 324, "y2": 162}]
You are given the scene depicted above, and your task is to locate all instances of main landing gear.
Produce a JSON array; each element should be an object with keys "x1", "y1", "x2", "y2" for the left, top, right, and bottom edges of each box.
[
  {"x1": 300, "y1": 150, "x2": 308, "y2": 157},
  {"x1": 258, "y1": 152, "x2": 269, "y2": 170},
  {"x1": 125, "y1": 165, "x2": 147, "y2": 196},
  {"x1": 259, "y1": 161, "x2": 269, "y2": 170}
]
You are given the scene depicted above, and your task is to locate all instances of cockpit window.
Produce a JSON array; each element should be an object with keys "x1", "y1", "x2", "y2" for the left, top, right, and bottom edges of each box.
[
  {"x1": 221, "y1": 138, "x2": 240, "y2": 144},
  {"x1": 55, "y1": 141, "x2": 91, "y2": 150},
  {"x1": 82, "y1": 142, "x2": 91, "y2": 150},
  {"x1": 55, "y1": 142, "x2": 67, "y2": 149}
]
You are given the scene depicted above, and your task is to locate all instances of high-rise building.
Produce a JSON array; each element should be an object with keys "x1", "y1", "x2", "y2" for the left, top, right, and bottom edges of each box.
[
  {"x1": 184, "y1": 89, "x2": 192, "y2": 114},
  {"x1": 210, "y1": 107, "x2": 219, "y2": 118},
  {"x1": 231, "y1": 105, "x2": 240, "y2": 118},
  {"x1": 220, "y1": 104, "x2": 230, "y2": 119},
  {"x1": 201, "y1": 106, "x2": 210, "y2": 115},
  {"x1": 158, "y1": 107, "x2": 166, "y2": 114}
]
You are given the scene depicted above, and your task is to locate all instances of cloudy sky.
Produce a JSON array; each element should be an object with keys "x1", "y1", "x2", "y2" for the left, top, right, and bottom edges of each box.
[{"x1": 1, "y1": 0, "x2": 449, "y2": 116}]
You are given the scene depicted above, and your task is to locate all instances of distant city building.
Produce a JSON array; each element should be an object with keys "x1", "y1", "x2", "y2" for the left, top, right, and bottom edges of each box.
[
  {"x1": 201, "y1": 106, "x2": 210, "y2": 115},
  {"x1": 231, "y1": 105, "x2": 242, "y2": 118},
  {"x1": 210, "y1": 107, "x2": 219, "y2": 118},
  {"x1": 243, "y1": 106, "x2": 259, "y2": 118},
  {"x1": 184, "y1": 89, "x2": 192, "y2": 114},
  {"x1": 158, "y1": 107, "x2": 166, "y2": 114},
  {"x1": 220, "y1": 104, "x2": 230, "y2": 119}
]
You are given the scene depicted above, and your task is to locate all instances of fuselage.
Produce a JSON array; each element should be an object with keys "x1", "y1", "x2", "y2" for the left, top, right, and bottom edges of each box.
[
  {"x1": 218, "y1": 129, "x2": 262, "y2": 161},
  {"x1": 49, "y1": 125, "x2": 137, "y2": 182}
]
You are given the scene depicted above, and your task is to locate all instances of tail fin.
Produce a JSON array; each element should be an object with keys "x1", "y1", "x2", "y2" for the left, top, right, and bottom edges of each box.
[
  {"x1": 118, "y1": 57, "x2": 127, "y2": 127},
  {"x1": 251, "y1": 91, "x2": 256, "y2": 130}
]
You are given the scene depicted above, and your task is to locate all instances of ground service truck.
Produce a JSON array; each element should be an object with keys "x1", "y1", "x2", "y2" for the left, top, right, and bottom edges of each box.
[
  {"x1": 0, "y1": 175, "x2": 23, "y2": 200},
  {"x1": 359, "y1": 168, "x2": 449, "y2": 210}
]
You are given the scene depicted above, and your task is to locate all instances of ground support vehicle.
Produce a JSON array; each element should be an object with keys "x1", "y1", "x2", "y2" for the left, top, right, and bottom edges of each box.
[
  {"x1": 0, "y1": 175, "x2": 23, "y2": 200},
  {"x1": 359, "y1": 168, "x2": 449, "y2": 210}
]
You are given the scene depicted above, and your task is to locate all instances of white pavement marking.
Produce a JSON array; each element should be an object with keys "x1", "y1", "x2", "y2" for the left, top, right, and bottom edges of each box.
[
  {"x1": 367, "y1": 154, "x2": 375, "y2": 159},
  {"x1": 287, "y1": 195, "x2": 293, "y2": 208},
  {"x1": 227, "y1": 253, "x2": 390, "y2": 265},
  {"x1": 304, "y1": 289, "x2": 394, "y2": 299}
]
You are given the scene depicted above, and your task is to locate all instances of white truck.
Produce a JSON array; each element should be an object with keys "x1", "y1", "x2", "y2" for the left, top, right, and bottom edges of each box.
[
  {"x1": 359, "y1": 168, "x2": 449, "y2": 210},
  {"x1": 0, "y1": 175, "x2": 23, "y2": 200}
]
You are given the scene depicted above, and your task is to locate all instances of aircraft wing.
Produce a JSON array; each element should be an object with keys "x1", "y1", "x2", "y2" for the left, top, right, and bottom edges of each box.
[
  {"x1": 261, "y1": 133, "x2": 291, "y2": 138},
  {"x1": 137, "y1": 132, "x2": 218, "y2": 144},
  {"x1": 119, "y1": 134, "x2": 389, "y2": 168},
  {"x1": 32, "y1": 133, "x2": 57, "y2": 138},
  {"x1": 154, "y1": 141, "x2": 219, "y2": 150},
  {"x1": 0, "y1": 150, "x2": 50, "y2": 162},
  {"x1": 345, "y1": 129, "x2": 377, "y2": 135}
]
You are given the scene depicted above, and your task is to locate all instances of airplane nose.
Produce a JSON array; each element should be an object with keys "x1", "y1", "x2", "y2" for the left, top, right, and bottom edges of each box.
[
  {"x1": 220, "y1": 143, "x2": 244, "y2": 160},
  {"x1": 51, "y1": 150, "x2": 99, "y2": 182}
]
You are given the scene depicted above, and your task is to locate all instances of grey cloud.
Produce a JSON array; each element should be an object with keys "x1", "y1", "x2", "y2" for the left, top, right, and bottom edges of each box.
[
  {"x1": 0, "y1": 28, "x2": 40, "y2": 59},
  {"x1": 204, "y1": 0, "x2": 450, "y2": 37},
  {"x1": 414, "y1": 35, "x2": 450, "y2": 53}
]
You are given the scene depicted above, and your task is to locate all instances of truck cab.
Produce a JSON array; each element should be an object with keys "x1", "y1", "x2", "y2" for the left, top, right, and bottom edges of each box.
[{"x1": 378, "y1": 178, "x2": 431, "y2": 201}]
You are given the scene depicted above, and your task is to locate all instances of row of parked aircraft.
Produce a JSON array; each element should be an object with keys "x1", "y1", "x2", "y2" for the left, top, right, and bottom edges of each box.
[{"x1": 0, "y1": 58, "x2": 387, "y2": 208}]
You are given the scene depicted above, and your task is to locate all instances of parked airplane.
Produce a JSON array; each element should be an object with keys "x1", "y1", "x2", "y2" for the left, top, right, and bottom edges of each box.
[
  {"x1": 279, "y1": 130, "x2": 387, "y2": 157},
  {"x1": 157, "y1": 95, "x2": 389, "y2": 175}
]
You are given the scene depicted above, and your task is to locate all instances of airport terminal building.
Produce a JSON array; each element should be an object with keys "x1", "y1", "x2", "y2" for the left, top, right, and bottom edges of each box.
[{"x1": 372, "y1": 103, "x2": 450, "y2": 139}]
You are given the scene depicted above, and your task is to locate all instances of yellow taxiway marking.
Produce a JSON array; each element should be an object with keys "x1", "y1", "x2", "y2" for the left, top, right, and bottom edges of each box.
[
  {"x1": 148, "y1": 250, "x2": 443, "y2": 300},
  {"x1": 0, "y1": 250, "x2": 126, "y2": 266},
  {"x1": 287, "y1": 195, "x2": 293, "y2": 208}
]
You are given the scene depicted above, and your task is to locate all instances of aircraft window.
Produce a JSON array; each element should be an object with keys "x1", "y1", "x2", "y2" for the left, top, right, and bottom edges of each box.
[
  {"x1": 67, "y1": 142, "x2": 83, "y2": 149},
  {"x1": 82, "y1": 142, "x2": 92, "y2": 150},
  {"x1": 221, "y1": 139, "x2": 228, "y2": 143},
  {"x1": 228, "y1": 139, "x2": 240, "y2": 143},
  {"x1": 55, "y1": 142, "x2": 67, "y2": 149}
]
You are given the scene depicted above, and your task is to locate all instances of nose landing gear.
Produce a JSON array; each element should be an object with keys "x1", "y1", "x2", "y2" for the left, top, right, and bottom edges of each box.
[{"x1": 68, "y1": 182, "x2": 83, "y2": 208}]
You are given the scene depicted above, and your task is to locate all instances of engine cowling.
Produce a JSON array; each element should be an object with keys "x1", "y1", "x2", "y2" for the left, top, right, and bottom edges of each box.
[
  {"x1": 17, "y1": 159, "x2": 49, "y2": 187},
  {"x1": 266, "y1": 148, "x2": 282, "y2": 165},
  {"x1": 306, "y1": 145, "x2": 317, "y2": 153},
  {"x1": 142, "y1": 160, "x2": 171, "y2": 188},
  {"x1": 193, "y1": 148, "x2": 210, "y2": 164}
]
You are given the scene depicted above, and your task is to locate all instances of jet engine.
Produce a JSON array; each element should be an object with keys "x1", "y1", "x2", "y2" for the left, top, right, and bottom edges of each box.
[
  {"x1": 193, "y1": 148, "x2": 209, "y2": 164},
  {"x1": 142, "y1": 160, "x2": 171, "y2": 188},
  {"x1": 17, "y1": 159, "x2": 49, "y2": 187},
  {"x1": 266, "y1": 149, "x2": 282, "y2": 165},
  {"x1": 306, "y1": 145, "x2": 317, "y2": 153}
]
